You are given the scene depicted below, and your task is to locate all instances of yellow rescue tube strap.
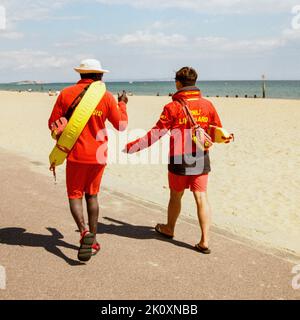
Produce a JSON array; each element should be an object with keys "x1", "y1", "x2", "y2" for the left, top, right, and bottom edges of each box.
[{"x1": 49, "y1": 81, "x2": 106, "y2": 171}]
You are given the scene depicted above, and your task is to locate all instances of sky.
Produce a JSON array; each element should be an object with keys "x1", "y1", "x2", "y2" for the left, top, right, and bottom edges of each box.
[{"x1": 0, "y1": 0, "x2": 300, "y2": 82}]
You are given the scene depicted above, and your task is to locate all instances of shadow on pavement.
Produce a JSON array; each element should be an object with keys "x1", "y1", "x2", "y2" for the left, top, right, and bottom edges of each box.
[
  {"x1": 98, "y1": 217, "x2": 195, "y2": 251},
  {"x1": 0, "y1": 227, "x2": 83, "y2": 266}
]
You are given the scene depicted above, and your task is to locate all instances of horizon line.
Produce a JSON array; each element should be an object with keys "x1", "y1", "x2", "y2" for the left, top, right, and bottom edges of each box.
[{"x1": 1, "y1": 79, "x2": 300, "y2": 85}]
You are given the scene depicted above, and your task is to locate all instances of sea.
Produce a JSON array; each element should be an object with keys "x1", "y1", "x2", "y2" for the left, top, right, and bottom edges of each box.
[{"x1": 0, "y1": 80, "x2": 300, "y2": 99}]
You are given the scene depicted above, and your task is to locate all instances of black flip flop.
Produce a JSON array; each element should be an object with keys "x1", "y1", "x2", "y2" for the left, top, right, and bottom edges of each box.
[
  {"x1": 155, "y1": 224, "x2": 174, "y2": 239},
  {"x1": 195, "y1": 243, "x2": 211, "y2": 254},
  {"x1": 78, "y1": 232, "x2": 95, "y2": 262}
]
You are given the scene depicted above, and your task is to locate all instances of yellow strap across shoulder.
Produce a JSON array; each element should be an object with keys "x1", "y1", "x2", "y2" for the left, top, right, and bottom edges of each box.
[{"x1": 49, "y1": 81, "x2": 106, "y2": 169}]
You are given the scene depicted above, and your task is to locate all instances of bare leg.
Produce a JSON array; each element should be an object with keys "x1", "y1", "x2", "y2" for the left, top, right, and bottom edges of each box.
[
  {"x1": 167, "y1": 189, "x2": 184, "y2": 233},
  {"x1": 157, "y1": 189, "x2": 184, "y2": 236},
  {"x1": 69, "y1": 198, "x2": 86, "y2": 234},
  {"x1": 85, "y1": 194, "x2": 99, "y2": 244},
  {"x1": 193, "y1": 192, "x2": 211, "y2": 248}
]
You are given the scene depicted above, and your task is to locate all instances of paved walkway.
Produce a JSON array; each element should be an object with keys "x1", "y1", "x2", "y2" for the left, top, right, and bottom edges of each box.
[{"x1": 0, "y1": 150, "x2": 299, "y2": 299}]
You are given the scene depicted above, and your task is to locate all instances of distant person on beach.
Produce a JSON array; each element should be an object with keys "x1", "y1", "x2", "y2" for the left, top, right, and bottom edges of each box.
[
  {"x1": 124, "y1": 67, "x2": 227, "y2": 254},
  {"x1": 48, "y1": 89, "x2": 55, "y2": 97},
  {"x1": 48, "y1": 59, "x2": 128, "y2": 261}
]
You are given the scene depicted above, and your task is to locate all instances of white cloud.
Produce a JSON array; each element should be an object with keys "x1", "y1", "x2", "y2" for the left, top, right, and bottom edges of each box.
[
  {"x1": 0, "y1": 50, "x2": 72, "y2": 70},
  {"x1": 0, "y1": 1, "x2": 86, "y2": 43},
  {"x1": 50, "y1": 19, "x2": 300, "y2": 64},
  {"x1": 56, "y1": 26, "x2": 297, "y2": 55},
  {"x1": 194, "y1": 36, "x2": 286, "y2": 55},
  {"x1": 54, "y1": 29, "x2": 186, "y2": 48},
  {"x1": 1, "y1": 0, "x2": 83, "y2": 22},
  {"x1": 96, "y1": 0, "x2": 299, "y2": 14},
  {"x1": 5, "y1": 0, "x2": 294, "y2": 17},
  {"x1": 47, "y1": 15, "x2": 86, "y2": 21},
  {"x1": 2, "y1": 0, "x2": 299, "y2": 19},
  {"x1": 0, "y1": 31, "x2": 24, "y2": 39},
  {"x1": 150, "y1": 21, "x2": 176, "y2": 30},
  {"x1": 54, "y1": 32, "x2": 118, "y2": 48},
  {"x1": 282, "y1": 27, "x2": 300, "y2": 41},
  {"x1": 79, "y1": 31, "x2": 118, "y2": 42},
  {"x1": 119, "y1": 31, "x2": 187, "y2": 46},
  {"x1": 0, "y1": 0, "x2": 299, "y2": 81}
]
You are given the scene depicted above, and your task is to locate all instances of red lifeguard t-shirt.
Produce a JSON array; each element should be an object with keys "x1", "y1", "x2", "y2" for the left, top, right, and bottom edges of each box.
[
  {"x1": 126, "y1": 87, "x2": 222, "y2": 157},
  {"x1": 48, "y1": 79, "x2": 128, "y2": 164}
]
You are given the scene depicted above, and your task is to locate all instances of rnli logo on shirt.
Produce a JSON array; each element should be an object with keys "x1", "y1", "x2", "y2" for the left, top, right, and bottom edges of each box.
[
  {"x1": 179, "y1": 118, "x2": 188, "y2": 125},
  {"x1": 93, "y1": 110, "x2": 103, "y2": 117},
  {"x1": 179, "y1": 116, "x2": 209, "y2": 125},
  {"x1": 197, "y1": 116, "x2": 208, "y2": 123},
  {"x1": 188, "y1": 110, "x2": 208, "y2": 123}
]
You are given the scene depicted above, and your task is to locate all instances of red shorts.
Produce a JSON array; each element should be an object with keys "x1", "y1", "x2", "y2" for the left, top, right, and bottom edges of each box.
[
  {"x1": 66, "y1": 161, "x2": 106, "y2": 199},
  {"x1": 168, "y1": 172, "x2": 208, "y2": 193}
]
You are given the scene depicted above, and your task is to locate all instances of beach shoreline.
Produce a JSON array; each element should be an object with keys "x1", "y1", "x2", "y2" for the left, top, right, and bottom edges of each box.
[
  {"x1": 1, "y1": 78, "x2": 300, "y2": 100},
  {"x1": 1, "y1": 89, "x2": 300, "y2": 101}
]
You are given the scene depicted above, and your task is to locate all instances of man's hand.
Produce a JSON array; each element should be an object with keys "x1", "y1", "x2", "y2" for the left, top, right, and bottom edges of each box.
[
  {"x1": 123, "y1": 140, "x2": 140, "y2": 154},
  {"x1": 222, "y1": 133, "x2": 234, "y2": 144},
  {"x1": 118, "y1": 90, "x2": 128, "y2": 104}
]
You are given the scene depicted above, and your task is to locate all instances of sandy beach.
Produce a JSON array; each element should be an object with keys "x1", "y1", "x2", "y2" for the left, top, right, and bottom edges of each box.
[{"x1": 0, "y1": 90, "x2": 299, "y2": 257}]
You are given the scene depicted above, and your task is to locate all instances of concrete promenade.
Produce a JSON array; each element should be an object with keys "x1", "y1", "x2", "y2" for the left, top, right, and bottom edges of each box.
[{"x1": 0, "y1": 151, "x2": 299, "y2": 300}]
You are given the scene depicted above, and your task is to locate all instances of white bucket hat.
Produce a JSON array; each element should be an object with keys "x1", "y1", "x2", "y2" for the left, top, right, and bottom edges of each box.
[{"x1": 74, "y1": 59, "x2": 110, "y2": 74}]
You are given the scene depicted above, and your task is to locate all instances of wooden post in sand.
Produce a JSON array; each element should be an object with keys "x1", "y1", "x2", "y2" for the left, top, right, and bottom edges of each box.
[{"x1": 262, "y1": 74, "x2": 266, "y2": 98}]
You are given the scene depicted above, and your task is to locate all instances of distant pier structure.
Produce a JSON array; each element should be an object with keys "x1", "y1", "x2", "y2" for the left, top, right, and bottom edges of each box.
[{"x1": 262, "y1": 74, "x2": 266, "y2": 98}]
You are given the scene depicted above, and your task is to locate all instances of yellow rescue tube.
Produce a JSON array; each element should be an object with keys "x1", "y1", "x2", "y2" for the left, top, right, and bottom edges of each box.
[
  {"x1": 49, "y1": 81, "x2": 106, "y2": 168},
  {"x1": 208, "y1": 125, "x2": 233, "y2": 143}
]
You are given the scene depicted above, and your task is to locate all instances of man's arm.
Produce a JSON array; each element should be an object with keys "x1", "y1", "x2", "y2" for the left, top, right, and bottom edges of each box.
[
  {"x1": 208, "y1": 102, "x2": 233, "y2": 143},
  {"x1": 48, "y1": 93, "x2": 64, "y2": 130},
  {"x1": 209, "y1": 102, "x2": 222, "y2": 128},
  {"x1": 107, "y1": 92, "x2": 128, "y2": 132},
  {"x1": 124, "y1": 105, "x2": 173, "y2": 154}
]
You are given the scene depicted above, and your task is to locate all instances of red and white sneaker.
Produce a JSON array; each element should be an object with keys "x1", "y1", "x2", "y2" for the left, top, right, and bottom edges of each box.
[{"x1": 92, "y1": 243, "x2": 101, "y2": 256}]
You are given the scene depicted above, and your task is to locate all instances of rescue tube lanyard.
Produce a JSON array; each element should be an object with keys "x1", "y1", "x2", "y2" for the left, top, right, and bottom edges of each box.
[
  {"x1": 50, "y1": 163, "x2": 56, "y2": 182},
  {"x1": 49, "y1": 144, "x2": 70, "y2": 182},
  {"x1": 65, "y1": 84, "x2": 91, "y2": 121},
  {"x1": 178, "y1": 99, "x2": 213, "y2": 143}
]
